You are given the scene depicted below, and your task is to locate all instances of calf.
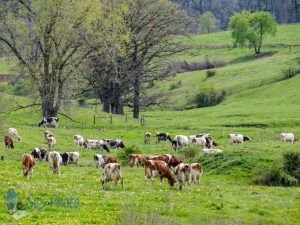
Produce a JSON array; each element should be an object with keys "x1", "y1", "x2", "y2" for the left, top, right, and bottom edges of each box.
[
  {"x1": 8, "y1": 128, "x2": 22, "y2": 142},
  {"x1": 85, "y1": 139, "x2": 110, "y2": 152},
  {"x1": 144, "y1": 159, "x2": 174, "y2": 187},
  {"x1": 31, "y1": 148, "x2": 47, "y2": 161},
  {"x1": 74, "y1": 135, "x2": 84, "y2": 148},
  {"x1": 175, "y1": 163, "x2": 191, "y2": 190},
  {"x1": 172, "y1": 135, "x2": 189, "y2": 151},
  {"x1": 94, "y1": 154, "x2": 108, "y2": 168},
  {"x1": 38, "y1": 117, "x2": 59, "y2": 128},
  {"x1": 228, "y1": 134, "x2": 251, "y2": 144},
  {"x1": 144, "y1": 132, "x2": 151, "y2": 144},
  {"x1": 156, "y1": 132, "x2": 172, "y2": 143},
  {"x1": 47, "y1": 136, "x2": 56, "y2": 150},
  {"x1": 44, "y1": 131, "x2": 53, "y2": 143},
  {"x1": 128, "y1": 154, "x2": 145, "y2": 167},
  {"x1": 48, "y1": 151, "x2": 62, "y2": 175},
  {"x1": 148, "y1": 154, "x2": 182, "y2": 168},
  {"x1": 102, "y1": 163, "x2": 123, "y2": 190},
  {"x1": 104, "y1": 139, "x2": 125, "y2": 150},
  {"x1": 4, "y1": 136, "x2": 14, "y2": 149},
  {"x1": 190, "y1": 163, "x2": 203, "y2": 185},
  {"x1": 22, "y1": 154, "x2": 35, "y2": 178},
  {"x1": 280, "y1": 133, "x2": 295, "y2": 144}
]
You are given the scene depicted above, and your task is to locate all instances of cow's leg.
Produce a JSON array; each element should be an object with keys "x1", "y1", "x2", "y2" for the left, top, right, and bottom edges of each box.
[
  {"x1": 144, "y1": 176, "x2": 147, "y2": 186},
  {"x1": 120, "y1": 177, "x2": 124, "y2": 189}
]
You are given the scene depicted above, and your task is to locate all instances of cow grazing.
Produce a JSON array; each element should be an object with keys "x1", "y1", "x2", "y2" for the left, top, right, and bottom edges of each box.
[
  {"x1": 94, "y1": 154, "x2": 108, "y2": 168},
  {"x1": 228, "y1": 134, "x2": 251, "y2": 144},
  {"x1": 104, "y1": 139, "x2": 125, "y2": 150},
  {"x1": 8, "y1": 128, "x2": 22, "y2": 142},
  {"x1": 144, "y1": 132, "x2": 151, "y2": 144},
  {"x1": 128, "y1": 154, "x2": 145, "y2": 167},
  {"x1": 144, "y1": 159, "x2": 174, "y2": 187},
  {"x1": 85, "y1": 139, "x2": 110, "y2": 152},
  {"x1": 148, "y1": 154, "x2": 182, "y2": 168},
  {"x1": 172, "y1": 135, "x2": 190, "y2": 151},
  {"x1": 156, "y1": 132, "x2": 172, "y2": 143},
  {"x1": 4, "y1": 136, "x2": 14, "y2": 149},
  {"x1": 102, "y1": 163, "x2": 123, "y2": 190},
  {"x1": 190, "y1": 163, "x2": 203, "y2": 185},
  {"x1": 60, "y1": 153, "x2": 69, "y2": 165},
  {"x1": 175, "y1": 163, "x2": 191, "y2": 190},
  {"x1": 22, "y1": 154, "x2": 35, "y2": 178},
  {"x1": 47, "y1": 136, "x2": 56, "y2": 150},
  {"x1": 68, "y1": 152, "x2": 80, "y2": 165},
  {"x1": 74, "y1": 135, "x2": 84, "y2": 148},
  {"x1": 39, "y1": 117, "x2": 59, "y2": 128},
  {"x1": 49, "y1": 151, "x2": 62, "y2": 175},
  {"x1": 203, "y1": 148, "x2": 223, "y2": 154},
  {"x1": 31, "y1": 148, "x2": 47, "y2": 161},
  {"x1": 280, "y1": 133, "x2": 295, "y2": 144},
  {"x1": 44, "y1": 131, "x2": 53, "y2": 143}
]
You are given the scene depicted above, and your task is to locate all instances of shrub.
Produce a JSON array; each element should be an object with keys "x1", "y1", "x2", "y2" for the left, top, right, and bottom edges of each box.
[
  {"x1": 283, "y1": 152, "x2": 300, "y2": 181},
  {"x1": 196, "y1": 85, "x2": 226, "y2": 108},
  {"x1": 206, "y1": 70, "x2": 216, "y2": 78},
  {"x1": 176, "y1": 146, "x2": 200, "y2": 161},
  {"x1": 169, "y1": 80, "x2": 182, "y2": 90},
  {"x1": 253, "y1": 166, "x2": 298, "y2": 186},
  {"x1": 116, "y1": 145, "x2": 141, "y2": 166}
]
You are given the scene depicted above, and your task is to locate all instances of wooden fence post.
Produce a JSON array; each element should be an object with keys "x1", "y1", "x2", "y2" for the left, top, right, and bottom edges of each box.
[
  {"x1": 141, "y1": 115, "x2": 145, "y2": 126},
  {"x1": 93, "y1": 115, "x2": 96, "y2": 125},
  {"x1": 110, "y1": 114, "x2": 112, "y2": 124},
  {"x1": 125, "y1": 114, "x2": 128, "y2": 123}
]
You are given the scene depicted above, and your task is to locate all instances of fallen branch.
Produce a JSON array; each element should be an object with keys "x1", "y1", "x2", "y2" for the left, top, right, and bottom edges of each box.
[{"x1": 58, "y1": 112, "x2": 80, "y2": 123}]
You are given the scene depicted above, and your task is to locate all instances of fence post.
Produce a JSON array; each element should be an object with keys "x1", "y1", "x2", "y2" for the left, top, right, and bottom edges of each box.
[
  {"x1": 110, "y1": 114, "x2": 112, "y2": 124},
  {"x1": 125, "y1": 114, "x2": 128, "y2": 123},
  {"x1": 93, "y1": 115, "x2": 96, "y2": 125},
  {"x1": 141, "y1": 115, "x2": 145, "y2": 126}
]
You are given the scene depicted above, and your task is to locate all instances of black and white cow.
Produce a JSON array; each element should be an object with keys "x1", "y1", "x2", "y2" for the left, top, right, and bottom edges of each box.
[
  {"x1": 85, "y1": 139, "x2": 110, "y2": 152},
  {"x1": 60, "y1": 152, "x2": 80, "y2": 165},
  {"x1": 156, "y1": 132, "x2": 172, "y2": 143},
  {"x1": 38, "y1": 117, "x2": 59, "y2": 128},
  {"x1": 104, "y1": 139, "x2": 125, "y2": 150},
  {"x1": 31, "y1": 148, "x2": 47, "y2": 161}
]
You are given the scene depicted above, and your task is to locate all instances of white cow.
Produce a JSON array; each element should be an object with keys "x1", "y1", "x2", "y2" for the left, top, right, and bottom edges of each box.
[
  {"x1": 8, "y1": 128, "x2": 22, "y2": 142},
  {"x1": 102, "y1": 163, "x2": 123, "y2": 190},
  {"x1": 47, "y1": 136, "x2": 56, "y2": 150},
  {"x1": 85, "y1": 139, "x2": 109, "y2": 151},
  {"x1": 94, "y1": 154, "x2": 108, "y2": 168},
  {"x1": 175, "y1": 163, "x2": 191, "y2": 190},
  {"x1": 172, "y1": 135, "x2": 190, "y2": 151},
  {"x1": 44, "y1": 131, "x2": 53, "y2": 143},
  {"x1": 74, "y1": 135, "x2": 84, "y2": 148},
  {"x1": 280, "y1": 133, "x2": 295, "y2": 144},
  {"x1": 48, "y1": 151, "x2": 62, "y2": 175},
  {"x1": 190, "y1": 163, "x2": 203, "y2": 185},
  {"x1": 228, "y1": 134, "x2": 251, "y2": 144}
]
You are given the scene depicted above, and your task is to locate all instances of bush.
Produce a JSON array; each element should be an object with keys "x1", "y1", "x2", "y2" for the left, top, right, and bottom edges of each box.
[
  {"x1": 116, "y1": 145, "x2": 141, "y2": 166},
  {"x1": 169, "y1": 80, "x2": 182, "y2": 90},
  {"x1": 196, "y1": 85, "x2": 226, "y2": 108},
  {"x1": 206, "y1": 70, "x2": 216, "y2": 78},
  {"x1": 176, "y1": 146, "x2": 200, "y2": 161},
  {"x1": 253, "y1": 166, "x2": 298, "y2": 186},
  {"x1": 282, "y1": 66, "x2": 300, "y2": 79},
  {"x1": 11, "y1": 80, "x2": 31, "y2": 96},
  {"x1": 283, "y1": 152, "x2": 300, "y2": 181}
]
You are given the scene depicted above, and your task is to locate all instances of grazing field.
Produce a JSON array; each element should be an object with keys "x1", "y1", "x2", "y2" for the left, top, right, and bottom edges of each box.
[{"x1": 0, "y1": 24, "x2": 300, "y2": 225}]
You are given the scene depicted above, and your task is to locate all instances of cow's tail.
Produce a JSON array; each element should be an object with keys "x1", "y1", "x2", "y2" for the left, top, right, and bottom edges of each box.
[{"x1": 52, "y1": 153, "x2": 58, "y2": 170}]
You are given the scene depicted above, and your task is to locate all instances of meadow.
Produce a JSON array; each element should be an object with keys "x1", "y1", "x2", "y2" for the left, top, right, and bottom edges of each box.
[{"x1": 0, "y1": 24, "x2": 300, "y2": 225}]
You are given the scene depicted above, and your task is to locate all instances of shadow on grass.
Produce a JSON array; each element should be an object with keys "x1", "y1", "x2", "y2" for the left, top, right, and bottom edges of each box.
[{"x1": 229, "y1": 55, "x2": 255, "y2": 65}]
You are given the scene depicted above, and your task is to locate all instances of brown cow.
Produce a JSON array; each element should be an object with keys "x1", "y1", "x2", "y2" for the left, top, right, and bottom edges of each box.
[
  {"x1": 144, "y1": 132, "x2": 151, "y2": 144},
  {"x1": 148, "y1": 154, "x2": 182, "y2": 168},
  {"x1": 22, "y1": 154, "x2": 35, "y2": 178},
  {"x1": 144, "y1": 160, "x2": 174, "y2": 187},
  {"x1": 105, "y1": 156, "x2": 117, "y2": 165},
  {"x1": 4, "y1": 136, "x2": 14, "y2": 149},
  {"x1": 102, "y1": 163, "x2": 123, "y2": 190},
  {"x1": 128, "y1": 154, "x2": 145, "y2": 167},
  {"x1": 175, "y1": 163, "x2": 191, "y2": 190},
  {"x1": 190, "y1": 163, "x2": 203, "y2": 185}
]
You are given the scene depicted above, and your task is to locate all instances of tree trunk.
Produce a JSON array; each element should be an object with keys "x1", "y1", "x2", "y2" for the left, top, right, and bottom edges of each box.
[{"x1": 133, "y1": 74, "x2": 140, "y2": 119}]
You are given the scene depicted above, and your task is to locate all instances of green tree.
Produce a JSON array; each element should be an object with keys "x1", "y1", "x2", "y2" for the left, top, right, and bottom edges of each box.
[
  {"x1": 198, "y1": 11, "x2": 218, "y2": 33},
  {"x1": 229, "y1": 11, "x2": 277, "y2": 54}
]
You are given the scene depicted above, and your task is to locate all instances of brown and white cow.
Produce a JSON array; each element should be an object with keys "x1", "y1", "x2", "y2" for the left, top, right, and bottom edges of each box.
[
  {"x1": 144, "y1": 159, "x2": 175, "y2": 187},
  {"x1": 102, "y1": 163, "x2": 123, "y2": 190},
  {"x1": 74, "y1": 135, "x2": 84, "y2": 148},
  {"x1": 44, "y1": 131, "x2": 53, "y2": 143},
  {"x1": 4, "y1": 136, "x2": 14, "y2": 149},
  {"x1": 148, "y1": 154, "x2": 182, "y2": 168},
  {"x1": 175, "y1": 163, "x2": 191, "y2": 190},
  {"x1": 128, "y1": 154, "x2": 145, "y2": 167},
  {"x1": 144, "y1": 132, "x2": 151, "y2": 144},
  {"x1": 190, "y1": 163, "x2": 203, "y2": 185},
  {"x1": 22, "y1": 154, "x2": 35, "y2": 178},
  {"x1": 8, "y1": 128, "x2": 22, "y2": 142},
  {"x1": 49, "y1": 151, "x2": 62, "y2": 175},
  {"x1": 47, "y1": 136, "x2": 56, "y2": 150},
  {"x1": 60, "y1": 152, "x2": 80, "y2": 165}
]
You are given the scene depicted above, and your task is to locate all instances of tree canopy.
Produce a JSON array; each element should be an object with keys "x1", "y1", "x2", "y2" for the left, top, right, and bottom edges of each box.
[{"x1": 198, "y1": 11, "x2": 218, "y2": 33}]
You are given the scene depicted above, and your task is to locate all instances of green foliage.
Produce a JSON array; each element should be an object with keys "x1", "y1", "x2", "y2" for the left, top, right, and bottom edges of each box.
[
  {"x1": 283, "y1": 152, "x2": 300, "y2": 181},
  {"x1": 11, "y1": 80, "x2": 31, "y2": 96},
  {"x1": 176, "y1": 146, "x2": 200, "y2": 161},
  {"x1": 229, "y1": 11, "x2": 277, "y2": 54},
  {"x1": 169, "y1": 80, "x2": 182, "y2": 90},
  {"x1": 281, "y1": 66, "x2": 300, "y2": 79},
  {"x1": 198, "y1": 11, "x2": 218, "y2": 33},
  {"x1": 117, "y1": 145, "x2": 141, "y2": 166},
  {"x1": 196, "y1": 82, "x2": 226, "y2": 108},
  {"x1": 206, "y1": 70, "x2": 216, "y2": 78}
]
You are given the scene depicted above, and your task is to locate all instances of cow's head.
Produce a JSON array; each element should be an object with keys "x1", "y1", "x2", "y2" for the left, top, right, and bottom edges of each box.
[
  {"x1": 60, "y1": 153, "x2": 69, "y2": 165},
  {"x1": 118, "y1": 141, "x2": 125, "y2": 148},
  {"x1": 101, "y1": 144, "x2": 110, "y2": 152},
  {"x1": 243, "y1": 136, "x2": 251, "y2": 142},
  {"x1": 171, "y1": 140, "x2": 178, "y2": 151}
]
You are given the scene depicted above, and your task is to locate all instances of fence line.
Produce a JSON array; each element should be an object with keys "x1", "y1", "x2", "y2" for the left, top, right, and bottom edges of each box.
[{"x1": 93, "y1": 114, "x2": 145, "y2": 126}]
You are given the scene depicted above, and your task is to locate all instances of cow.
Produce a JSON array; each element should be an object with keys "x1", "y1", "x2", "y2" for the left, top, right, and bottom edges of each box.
[
  {"x1": 172, "y1": 135, "x2": 190, "y2": 151},
  {"x1": 104, "y1": 139, "x2": 125, "y2": 150},
  {"x1": 47, "y1": 136, "x2": 56, "y2": 150},
  {"x1": 8, "y1": 128, "x2": 22, "y2": 142},
  {"x1": 148, "y1": 154, "x2": 182, "y2": 168},
  {"x1": 94, "y1": 154, "x2": 108, "y2": 168},
  {"x1": 48, "y1": 151, "x2": 62, "y2": 175},
  {"x1": 128, "y1": 154, "x2": 145, "y2": 167},
  {"x1": 175, "y1": 163, "x2": 191, "y2": 190},
  {"x1": 280, "y1": 133, "x2": 295, "y2": 144},
  {"x1": 101, "y1": 163, "x2": 123, "y2": 190},
  {"x1": 61, "y1": 152, "x2": 80, "y2": 165},
  {"x1": 144, "y1": 132, "x2": 151, "y2": 144},
  {"x1": 228, "y1": 134, "x2": 251, "y2": 144},
  {"x1": 22, "y1": 154, "x2": 35, "y2": 178},
  {"x1": 144, "y1": 159, "x2": 174, "y2": 187},
  {"x1": 190, "y1": 163, "x2": 203, "y2": 185},
  {"x1": 38, "y1": 117, "x2": 59, "y2": 128},
  {"x1": 74, "y1": 135, "x2": 84, "y2": 148},
  {"x1": 85, "y1": 139, "x2": 110, "y2": 152},
  {"x1": 4, "y1": 136, "x2": 14, "y2": 149},
  {"x1": 31, "y1": 148, "x2": 47, "y2": 161},
  {"x1": 60, "y1": 153, "x2": 69, "y2": 165},
  {"x1": 156, "y1": 132, "x2": 172, "y2": 143},
  {"x1": 44, "y1": 131, "x2": 53, "y2": 143},
  {"x1": 203, "y1": 148, "x2": 223, "y2": 154}
]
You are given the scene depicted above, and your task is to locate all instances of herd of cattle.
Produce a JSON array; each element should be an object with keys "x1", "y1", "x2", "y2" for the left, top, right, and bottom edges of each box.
[{"x1": 3, "y1": 117, "x2": 297, "y2": 190}]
